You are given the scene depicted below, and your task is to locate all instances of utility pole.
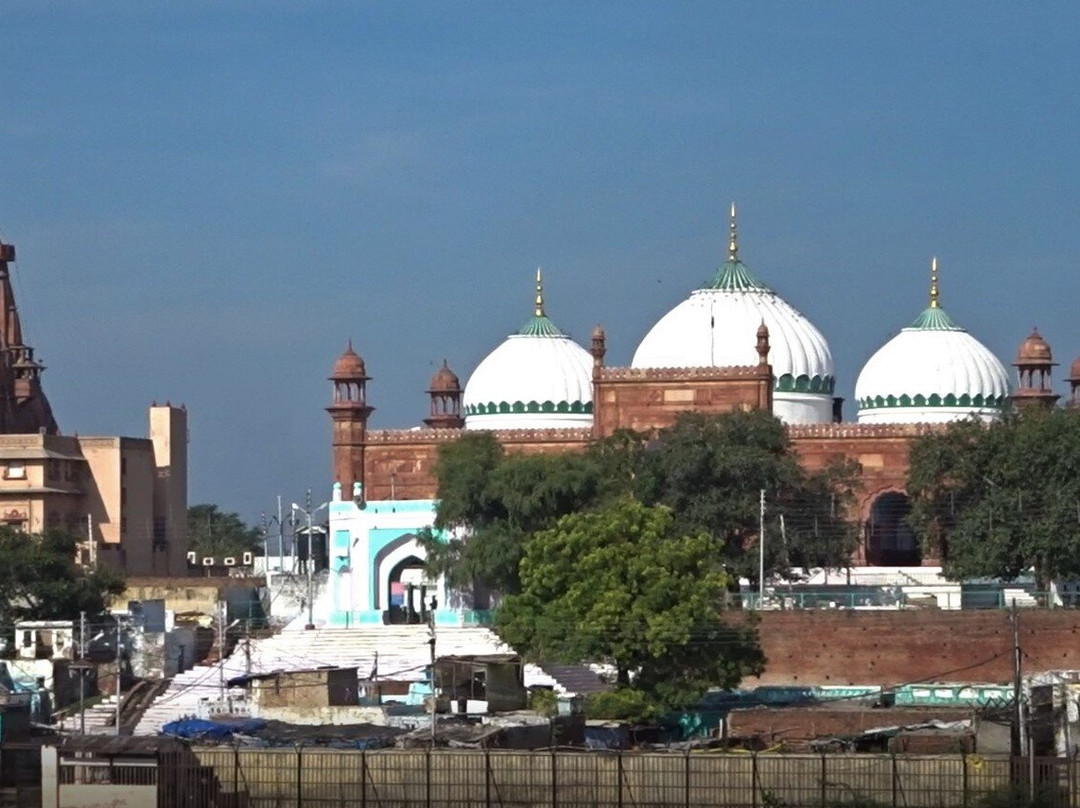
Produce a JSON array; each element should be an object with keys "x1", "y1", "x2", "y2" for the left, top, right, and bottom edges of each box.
[
  {"x1": 428, "y1": 610, "x2": 437, "y2": 746},
  {"x1": 78, "y1": 611, "x2": 86, "y2": 735},
  {"x1": 217, "y1": 601, "x2": 226, "y2": 703},
  {"x1": 305, "y1": 507, "x2": 314, "y2": 630},
  {"x1": 276, "y1": 495, "x2": 284, "y2": 572},
  {"x1": 758, "y1": 489, "x2": 766, "y2": 609},
  {"x1": 1011, "y1": 599, "x2": 1022, "y2": 757},
  {"x1": 114, "y1": 618, "x2": 122, "y2": 736}
]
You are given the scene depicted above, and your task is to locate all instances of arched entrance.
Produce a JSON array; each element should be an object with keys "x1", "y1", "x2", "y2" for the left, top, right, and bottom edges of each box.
[
  {"x1": 865, "y1": 492, "x2": 920, "y2": 566},
  {"x1": 385, "y1": 555, "x2": 434, "y2": 624}
]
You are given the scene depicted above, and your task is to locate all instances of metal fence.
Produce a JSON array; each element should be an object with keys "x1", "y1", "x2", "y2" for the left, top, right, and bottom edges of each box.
[{"x1": 166, "y1": 748, "x2": 1080, "y2": 808}]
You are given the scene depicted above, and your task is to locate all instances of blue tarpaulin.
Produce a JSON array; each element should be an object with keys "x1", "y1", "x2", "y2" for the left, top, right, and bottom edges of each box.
[{"x1": 162, "y1": 718, "x2": 267, "y2": 740}]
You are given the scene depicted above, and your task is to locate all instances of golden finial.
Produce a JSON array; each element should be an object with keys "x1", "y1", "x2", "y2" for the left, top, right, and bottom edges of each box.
[
  {"x1": 727, "y1": 202, "x2": 739, "y2": 261},
  {"x1": 534, "y1": 267, "x2": 545, "y2": 317},
  {"x1": 929, "y1": 256, "x2": 939, "y2": 308}
]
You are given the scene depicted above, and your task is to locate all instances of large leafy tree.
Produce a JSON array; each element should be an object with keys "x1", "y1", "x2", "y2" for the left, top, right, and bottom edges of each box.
[
  {"x1": 907, "y1": 408, "x2": 1080, "y2": 586},
  {"x1": 187, "y1": 504, "x2": 261, "y2": 558},
  {"x1": 419, "y1": 432, "x2": 600, "y2": 595},
  {"x1": 0, "y1": 527, "x2": 125, "y2": 627},
  {"x1": 424, "y1": 412, "x2": 859, "y2": 596},
  {"x1": 496, "y1": 499, "x2": 764, "y2": 712},
  {"x1": 637, "y1": 411, "x2": 860, "y2": 580}
]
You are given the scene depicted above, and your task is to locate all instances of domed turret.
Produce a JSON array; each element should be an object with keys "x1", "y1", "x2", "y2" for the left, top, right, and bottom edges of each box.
[
  {"x1": 425, "y1": 360, "x2": 464, "y2": 429},
  {"x1": 1067, "y1": 355, "x2": 1080, "y2": 407},
  {"x1": 1011, "y1": 328, "x2": 1059, "y2": 410},
  {"x1": 331, "y1": 340, "x2": 367, "y2": 380},
  {"x1": 428, "y1": 360, "x2": 461, "y2": 394},
  {"x1": 631, "y1": 205, "x2": 834, "y2": 424},
  {"x1": 855, "y1": 258, "x2": 1009, "y2": 423},
  {"x1": 1017, "y1": 329, "x2": 1053, "y2": 365},
  {"x1": 463, "y1": 270, "x2": 593, "y2": 430}
]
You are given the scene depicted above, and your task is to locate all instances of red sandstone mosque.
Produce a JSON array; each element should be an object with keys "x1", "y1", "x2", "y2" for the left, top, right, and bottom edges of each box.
[{"x1": 327, "y1": 208, "x2": 1073, "y2": 567}]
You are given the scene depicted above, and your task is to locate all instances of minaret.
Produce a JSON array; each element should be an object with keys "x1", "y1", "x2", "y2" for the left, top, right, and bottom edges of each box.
[
  {"x1": 424, "y1": 360, "x2": 464, "y2": 429},
  {"x1": 326, "y1": 341, "x2": 374, "y2": 497},
  {"x1": 1011, "y1": 329, "x2": 1059, "y2": 410}
]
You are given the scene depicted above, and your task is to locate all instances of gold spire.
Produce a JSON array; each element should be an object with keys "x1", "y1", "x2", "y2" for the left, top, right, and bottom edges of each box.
[
  {"x1": 929, "y1": 256, "x2": 939, "y2": 308},
  {"x1": 727, "y1": 202, "x2": 739, "y2": 262},
  {"x1": 534, "y1": 267, "x2": 545, "y2": 317}
]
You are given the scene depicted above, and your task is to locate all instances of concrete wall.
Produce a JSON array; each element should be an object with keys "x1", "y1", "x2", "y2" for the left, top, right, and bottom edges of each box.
[
  {"x1": 745, "y1": 610, "x2": 1080, "y2": 687},
  {"x1": 118, "y1": 578, "x2": 263, "y2": 618}
]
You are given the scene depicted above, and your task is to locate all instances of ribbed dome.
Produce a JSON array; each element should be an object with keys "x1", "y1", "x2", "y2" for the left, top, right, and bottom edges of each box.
[
  {"x1": 331, "y1": 341, "x2": 367, "y2": 379},
  {"x1": 1015, "y1": 329, "x2": 1053, "y2": 365},
  {"x1": 463, "y1": 274, "x2": 593, "y2": 430},
  {"x1": 631, "y1": 212, "x2": 835, "y2": 424},
  {"x1": 1069, "y1": 355, "x2": 1080, "y2": 383},
  {"x1": 855, "y1": 264, "x2": 1009, "y2": 424},
  {"x1": 428, "y1": 360, "x2": 461, "y2": 393}
]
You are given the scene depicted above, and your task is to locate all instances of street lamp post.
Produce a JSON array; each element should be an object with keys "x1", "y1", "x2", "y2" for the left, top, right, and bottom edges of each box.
[{"x1": 292, "y1": 500, "x2": 328, "y2": 631}]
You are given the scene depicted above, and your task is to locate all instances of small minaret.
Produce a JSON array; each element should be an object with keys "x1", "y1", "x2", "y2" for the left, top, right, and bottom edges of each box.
[
  {"x1": 1011, "y1": 328, "x2": 1059, "y2": 410},
  {"x1": 755, "y1": 321, "x2": 770, "y2": 366},
  {"x1": 590, "y1": 325, "x2": 606, "y2": 375},
  {"x1": 326, "y1": 341, "x2": 374, "y2": 496},
  {"x1": 424, "y1": 360, "x2": 464, "y2": 429}
]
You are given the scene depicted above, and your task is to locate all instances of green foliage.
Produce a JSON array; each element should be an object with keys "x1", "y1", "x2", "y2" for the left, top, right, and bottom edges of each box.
[
  {"x1": 0, "y1": 527, "x2": 125, "y2": 627},
  {"x1": 584, "y1": 687, "x2": 662, "y2": 722},
  {"x1": 527, "y1": 688, "x2": 559, "y2": 718},
  {"x1": 425, "y1": 412, "x2": 859, "y2": 596},
  {"x1": 907, "y1": 408, "x2": 1080, "y2": 585},
  {"x1": 419, "y1": 432, "x2": 600, "y2": 594},
  {"x1": 496, "y1": 499, "x2": 765, "y2": 710},
  {"x1": 637, "y1": 411, "x2": 860, "y2": 580},
  {"x1": 975, "y1": 783, "x2": 1059, "y2": 808},
  {"x1": 187, "y1": 504, "x2": 261, "y2": 558}
]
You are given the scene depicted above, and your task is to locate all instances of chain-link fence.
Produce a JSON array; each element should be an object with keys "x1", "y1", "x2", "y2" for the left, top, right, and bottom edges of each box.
[{"x1": 157, "y1": 748, "x2": 1079, "y2": 808}]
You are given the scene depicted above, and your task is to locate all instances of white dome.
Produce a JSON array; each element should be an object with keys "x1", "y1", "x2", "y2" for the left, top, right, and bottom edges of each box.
[
  {"x1": 632, "y1": 257, "x2": 835, "y2": 424},
  {"x1": 855, "y1": 304, "x2": 1009, "y2": 424},
  {"x1": 463, "y1": 312, "x2": 593, "y2": 430}
]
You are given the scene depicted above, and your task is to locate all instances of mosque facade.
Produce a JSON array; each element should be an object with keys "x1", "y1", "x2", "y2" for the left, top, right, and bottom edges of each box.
[{"x1": 322, "y1": 209, "x2": 1074, "y2": 627}]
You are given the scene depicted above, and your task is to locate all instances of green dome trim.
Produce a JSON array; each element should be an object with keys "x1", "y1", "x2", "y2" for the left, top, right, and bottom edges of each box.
[
  {"x1": 517, "y1": 315, "x2": 565, "y2": 337},
  {"x1": 464, "y1": 400, "x2": 593, "y2": 416},
  {"x1": 774, "y1": 373, "x2": 836, "y2": 395},
  {"x1": 702, "y1": 259, "x2": 771, "y2": 292},
  {"x1": 907, "y1": 306, "x2": 963, "y2": 331},
  {"x1": 857, "y1": 393, "x2": 1005, "y2": 410}
]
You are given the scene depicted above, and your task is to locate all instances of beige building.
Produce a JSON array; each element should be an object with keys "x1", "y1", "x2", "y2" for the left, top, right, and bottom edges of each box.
[{"x1": 0, "y1": 404, "x2": 189, "y2": 576}]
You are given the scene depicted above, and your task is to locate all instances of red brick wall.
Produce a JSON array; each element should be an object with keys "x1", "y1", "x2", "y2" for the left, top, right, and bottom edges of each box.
[{"x1": 743, "y1": 610, "x2": 1080, "y2": 687}]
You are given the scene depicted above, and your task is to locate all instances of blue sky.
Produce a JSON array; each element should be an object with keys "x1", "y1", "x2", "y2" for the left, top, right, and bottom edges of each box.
[{"x1": 3, "y1": 3, "x2": 1079, "y2": 523}]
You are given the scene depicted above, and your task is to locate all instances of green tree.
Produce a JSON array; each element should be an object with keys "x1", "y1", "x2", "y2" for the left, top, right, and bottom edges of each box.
[
  {"x1": 0, "y1": 527, "x2": 125, "y2": 627},
  {"x1": 907, "y1": 408, "x2": 1080, "y2": 586},
  {"x1": 187, "y1": 504, "x2": 261, "y2": 558},
  {"x1": 496, "y1": 499, "x2": 764, "y2": 712},
  {"x1": 638, "y1": 411, "x2": 860, "y2": 581},
  {"x1": 419, "y1": 432, "x2": 600, "y2": 594}
]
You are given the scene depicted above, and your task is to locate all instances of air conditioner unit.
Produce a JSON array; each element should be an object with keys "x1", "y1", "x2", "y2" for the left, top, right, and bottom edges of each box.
[
  {"x1": 186, "y1": 551, "x2": 197, "y2": 564},
  {"x1": 223, "y1": 557, "x2": 236, "y2": 567},
  {"x1": 202, "y1": 557, "x2": 214, "y2": 566},
  {"x1": 242, "y1": 551, "x2": 253, "y2": 566}
]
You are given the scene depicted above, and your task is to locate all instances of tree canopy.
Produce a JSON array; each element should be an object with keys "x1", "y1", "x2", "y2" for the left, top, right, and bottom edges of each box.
[
  {"x1": 0, "y1": 527, "x2": 125, "y2": 628},
  {"x1": 187, "y1": 504, "x2": 261, "y2": 558},
  {"x1": 423, "y1": 410, "x2": 859, "y2": 596},
  {"x1": 907, "y1": 408, "x2": 1080, "y2": 585},
  {"x1": 496, "y1": 498, "x2": 764, "y2": 713},
  {"x1": 419, "y1": 432, "x2": 600, "y2": 595}
]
